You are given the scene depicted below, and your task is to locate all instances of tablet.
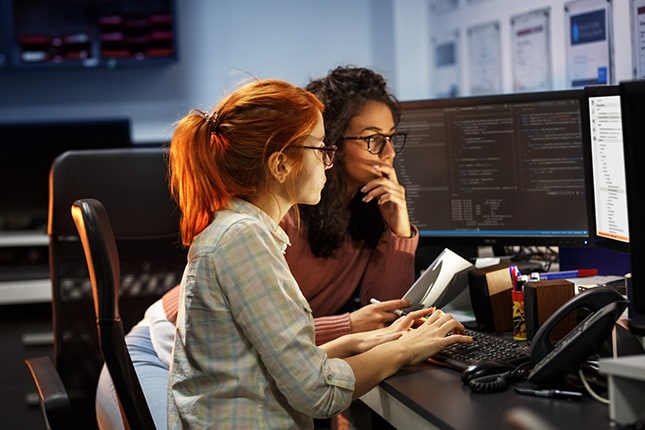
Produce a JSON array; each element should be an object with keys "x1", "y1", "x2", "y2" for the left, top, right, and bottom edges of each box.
[{"x1": 402, "y1": 248, "x2": 473, "y2": 310}]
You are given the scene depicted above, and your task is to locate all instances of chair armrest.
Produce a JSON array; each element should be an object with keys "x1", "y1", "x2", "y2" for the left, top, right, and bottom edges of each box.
[{"x1": 25, "y1": 356, "x2": 76, "y2": 430}]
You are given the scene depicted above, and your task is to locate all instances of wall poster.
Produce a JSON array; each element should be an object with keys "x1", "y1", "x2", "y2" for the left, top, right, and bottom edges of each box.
[
  {"x1": 511, "y1": 8, "x2": 552, "y2": 92},
  {"x1": 432, "y1": 30, "x2": 460, "y2": 97},
  {"x1": 631, "y1": 0, "x2": 645, "y2": 78},
  {"x1": 467, "y1": 20, "x2": 502, "y2": 95},
  {"x1": 564, "y1": 0, "x2": 613, "y2": 87}
]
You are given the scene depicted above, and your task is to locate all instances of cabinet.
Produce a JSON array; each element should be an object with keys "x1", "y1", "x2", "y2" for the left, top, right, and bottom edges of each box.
[
  {"x1": 0, "y1": 235, "x2": 52, "y2": 427},
  {"x1": 0, "y1": 232, "x2": 51, "y2": 304},
  {"x1": 0, "y1": 0, "x2": 176, "y2": 70},
  {"x1": 0, "y1": 232, "x2": 54, "y2": 428},
  {"x1": 0, "y1": 302, "x2": 53, "y2": 429}
]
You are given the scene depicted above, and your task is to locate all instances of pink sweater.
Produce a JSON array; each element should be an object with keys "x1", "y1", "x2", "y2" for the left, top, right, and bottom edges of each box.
[{"x1": 163, "y1": 209, "x2": 418, "y2": 345}]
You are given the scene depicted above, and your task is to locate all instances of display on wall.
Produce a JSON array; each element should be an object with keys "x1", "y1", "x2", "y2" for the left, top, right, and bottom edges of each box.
[
  {"x1": 432, "y1": 30, "x2": 460, "y2": 97},
  {"x1": 630, "y1": 0, "x2": 645, "y2": 79},
  {"x1": 6, "y1": 0, "x2": 176, "y2": 69},
  {"x1": 564, "y1": 0, "x2": 613, "y2": 87},
  {"x1": 511, "y1": 7, "x2": 552, "y2": 92},
  {"x1": 467, "y1": 20, "x2": 502, "y2": 95}
]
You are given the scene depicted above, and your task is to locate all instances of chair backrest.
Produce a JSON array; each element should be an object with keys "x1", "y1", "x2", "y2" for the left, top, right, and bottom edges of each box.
[
  {"x1": 71, "y1": 198, "x2": 156, "y2": 430},
  {"x1": 48, "y1": 147, "x2": 186, "y2": 428}
]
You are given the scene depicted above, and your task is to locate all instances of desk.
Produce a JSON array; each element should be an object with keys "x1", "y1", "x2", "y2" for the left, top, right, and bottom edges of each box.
[{"x1": 360, "y1": 363, "x2": 610, "y2": 429}]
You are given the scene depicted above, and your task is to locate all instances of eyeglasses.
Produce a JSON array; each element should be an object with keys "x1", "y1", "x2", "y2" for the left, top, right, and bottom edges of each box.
[
  {"x1": 298, "y1": 144, "x2": 337, "y2": 167},
  {"x1": 344, "y1": 132, "x2": 407, "y2": 155}
]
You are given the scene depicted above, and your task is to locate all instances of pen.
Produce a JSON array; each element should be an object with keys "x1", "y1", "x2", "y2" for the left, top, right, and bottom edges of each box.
[
  {"x1": 535, "y1": 269, "x2": 598, "y2": 281},
  {"x1": 369, "y1": 298, "x2": 408, "y2": 317},
  {"x1": 514, "y1": 387, "x2": 583, "y2": 400},
  {"x1": 509, "y1": 265, "x2": 521, "y2": 291}
]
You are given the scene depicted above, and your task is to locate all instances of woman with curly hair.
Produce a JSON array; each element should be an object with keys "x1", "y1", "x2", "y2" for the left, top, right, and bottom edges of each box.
[{"x1": 291, "y1": 66, "x2": 417, "y2": 340}]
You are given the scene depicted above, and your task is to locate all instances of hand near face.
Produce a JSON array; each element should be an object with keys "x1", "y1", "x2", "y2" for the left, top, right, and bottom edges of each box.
[{"x1": 360, "y1": 163, "x2": 412, "y2": 238}]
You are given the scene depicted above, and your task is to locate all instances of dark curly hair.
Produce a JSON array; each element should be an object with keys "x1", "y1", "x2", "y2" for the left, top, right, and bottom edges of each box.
[{"x1": 300, "y1": 66, "x2": 401, "y2": 257}]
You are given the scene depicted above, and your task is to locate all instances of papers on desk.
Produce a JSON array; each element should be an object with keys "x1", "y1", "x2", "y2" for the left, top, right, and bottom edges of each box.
[
  {"x1": 570, "y1": 275, "x2": 628, "y2": 320},
  {"x1": 402, "y1": 248, "x2": 474, "y2": 311},
  {"x1": 569, "y1": 275, "x2": 625, "y2": 294},
  {"x1": 441, "y1": 306, "x2": 477, "y2": 324}
]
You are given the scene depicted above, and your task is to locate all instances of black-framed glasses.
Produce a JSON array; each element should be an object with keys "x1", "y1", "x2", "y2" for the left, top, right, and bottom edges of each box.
[
  {"x1": 298, "y1": 144, "x2": 337, "y2": 167},
  {"x1": 344, "y1": 132, "x2": 407, "y2": 155}
]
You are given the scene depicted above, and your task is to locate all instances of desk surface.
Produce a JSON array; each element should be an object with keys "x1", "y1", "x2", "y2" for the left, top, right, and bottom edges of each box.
[{"x1": 361, "y1": 363, "x2": 610, "y2": 430}]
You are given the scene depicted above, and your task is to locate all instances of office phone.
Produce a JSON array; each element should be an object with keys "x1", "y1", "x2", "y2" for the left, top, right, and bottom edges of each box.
[{"x1": 527, "y1": 287, "x2": 628, "y2": 386}]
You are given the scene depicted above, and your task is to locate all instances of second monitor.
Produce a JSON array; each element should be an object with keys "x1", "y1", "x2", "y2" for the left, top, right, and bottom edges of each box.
[{"x1": 396, "y1": 89, "x2": 590, "y2": 247}]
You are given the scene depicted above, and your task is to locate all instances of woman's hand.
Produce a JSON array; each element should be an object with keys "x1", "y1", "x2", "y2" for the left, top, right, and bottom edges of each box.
[
  {"x1": 343, "y1": 327, "x2": 403, "y2": 356},
  {"x1": 360, "y1": 164, "x2": 411, "y2": 238},
  {"x1": 341, "y1": 308, "x2": 472, "y2": 398},
  {"x1": 349, "y1": 299, "x2": 411, "y2": 333},
  {"x1": 321, "y1": 321, "x2": 404, "y2": 359},
  {"x1": 342, "y1": 308, "x2": 433, "y2": 355},
  {"x1": 397, "y1": 309, "x2": 473, "y2": 366}
]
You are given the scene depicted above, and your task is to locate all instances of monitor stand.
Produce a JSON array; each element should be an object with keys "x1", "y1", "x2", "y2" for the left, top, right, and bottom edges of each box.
[{"x1": 491, "y1": 244, "x2": 507, "y2": 258}]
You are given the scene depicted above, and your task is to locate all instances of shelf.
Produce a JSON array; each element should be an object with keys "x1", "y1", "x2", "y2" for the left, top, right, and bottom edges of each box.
[
  {"x1": 0, "y1": 279, "x2": 51, "y2": 305},
  {"x1": 0, "y1": 231, "x2": 48, "y2": 247},
  {"x1": 0, "y1": 231, "x2": 50, "y2": 305}
]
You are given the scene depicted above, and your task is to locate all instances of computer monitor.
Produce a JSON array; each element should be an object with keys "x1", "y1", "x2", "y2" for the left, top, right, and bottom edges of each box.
[
  {"x1": 619, "y1": 80, "x2": 645, "y2": 334},
  {"x1": 0, "y1": 118, "x2": 131, "y2": 232},
  {"x1": 580, "y1": 84, "x2": 629, "y2": 253},
  {"x1": 395, "y1": 89, "x2": 590, "y2": 247}
]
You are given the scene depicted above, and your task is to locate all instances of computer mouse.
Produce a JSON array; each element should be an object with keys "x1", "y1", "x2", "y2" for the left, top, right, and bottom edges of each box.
[{"x1": 461, "y1": 360, "x2": 515, "y2": 385}]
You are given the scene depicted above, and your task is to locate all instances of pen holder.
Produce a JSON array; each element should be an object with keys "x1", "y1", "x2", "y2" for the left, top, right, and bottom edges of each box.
[{"x1": 512, "y1": 290, "x2": 527, "y2": 341}]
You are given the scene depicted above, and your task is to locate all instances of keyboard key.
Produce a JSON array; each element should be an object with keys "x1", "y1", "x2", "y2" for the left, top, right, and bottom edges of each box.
[{"x1": 430, "y1": 329, "x2": 530, "y2": 371}]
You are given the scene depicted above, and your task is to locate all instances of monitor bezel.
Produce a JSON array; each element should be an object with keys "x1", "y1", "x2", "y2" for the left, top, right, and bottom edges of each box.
[
  {"x1": 619, "y1": 80, "x2": 645, "y2": 334},
  {"x1": 397, "y1": 89, "x2": 591, "y2": 248},
  {"x1": 0, "y1": 118, "x2": 131, "y2": 232},
  {"x1": 580, "y1": 84, "x2": 630, "y2": 254}
]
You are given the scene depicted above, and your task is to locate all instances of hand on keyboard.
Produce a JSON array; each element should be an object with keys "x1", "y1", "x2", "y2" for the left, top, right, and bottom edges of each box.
[{"x1": 430, "y1": 329, "x2": 530, "y2": 371}]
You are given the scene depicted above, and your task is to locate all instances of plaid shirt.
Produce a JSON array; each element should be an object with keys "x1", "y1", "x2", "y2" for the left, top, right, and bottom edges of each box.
[{"x1": 168, "y1": 198, "x2": 355, "y2": 429}]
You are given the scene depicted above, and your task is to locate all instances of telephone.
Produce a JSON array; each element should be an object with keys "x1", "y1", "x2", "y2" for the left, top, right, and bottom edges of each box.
[{"x1": 527, "y1": 286, "x2": 628, "y2": 386}]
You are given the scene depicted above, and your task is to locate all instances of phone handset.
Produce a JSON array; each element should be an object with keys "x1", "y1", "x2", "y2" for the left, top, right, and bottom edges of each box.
[{"x1": 527, "y1": 287, "x2": 628, "y2": 386}]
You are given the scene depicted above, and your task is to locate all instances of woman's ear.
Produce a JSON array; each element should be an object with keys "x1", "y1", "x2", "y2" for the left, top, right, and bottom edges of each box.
[{"x1": 268, "y1": 151, "x2": 293, "y2": 184}]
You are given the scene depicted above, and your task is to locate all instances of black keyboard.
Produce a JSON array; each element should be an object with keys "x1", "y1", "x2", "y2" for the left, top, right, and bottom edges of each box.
[{"x1": 430, "y1": 329, "x2": 531, "y2": 371}]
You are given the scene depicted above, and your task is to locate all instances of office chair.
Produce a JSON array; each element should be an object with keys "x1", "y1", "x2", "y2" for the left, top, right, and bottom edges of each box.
[
  {"x1": 71, "y1": 198, "x2": 156, "y2": 429},
  {"x1": 25, "y1": 147, "x2": 186, "y2": 429},
  {"x1": 24, "y1": 356, "x2": 75, "y2": 429}
]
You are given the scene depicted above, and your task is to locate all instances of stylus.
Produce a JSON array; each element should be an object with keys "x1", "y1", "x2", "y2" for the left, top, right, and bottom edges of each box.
[
  {"x1": 370, "y1": 298, "x2": 408, "y2": 317},
  {"x1": 514, "y1": 387, "x2": 583, "y2": 400}
]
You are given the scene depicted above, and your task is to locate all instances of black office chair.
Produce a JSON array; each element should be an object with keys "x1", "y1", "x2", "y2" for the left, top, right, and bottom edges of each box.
[
  {"x1": 71, "y1": 198, "x2": 156, "y2": 429},
  {"x1": 25, "y1": 147, "x2": 186, "y2": 429},
  {"x1": 24, "y1": 356, "x2": 75, "y2": 429}
]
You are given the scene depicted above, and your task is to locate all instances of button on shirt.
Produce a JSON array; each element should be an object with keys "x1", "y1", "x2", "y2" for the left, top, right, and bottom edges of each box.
[{"x1": 168, "y1": 199, "x2": 355, "y2": 429}]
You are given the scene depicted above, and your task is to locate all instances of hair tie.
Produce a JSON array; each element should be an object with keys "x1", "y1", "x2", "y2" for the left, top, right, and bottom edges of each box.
[
  {"x1": 194, "y1": 109, "x2": 221, "y2": 131},
  {"x1": 205, "y1": 111, "x2": 218, "y2": 125}
]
